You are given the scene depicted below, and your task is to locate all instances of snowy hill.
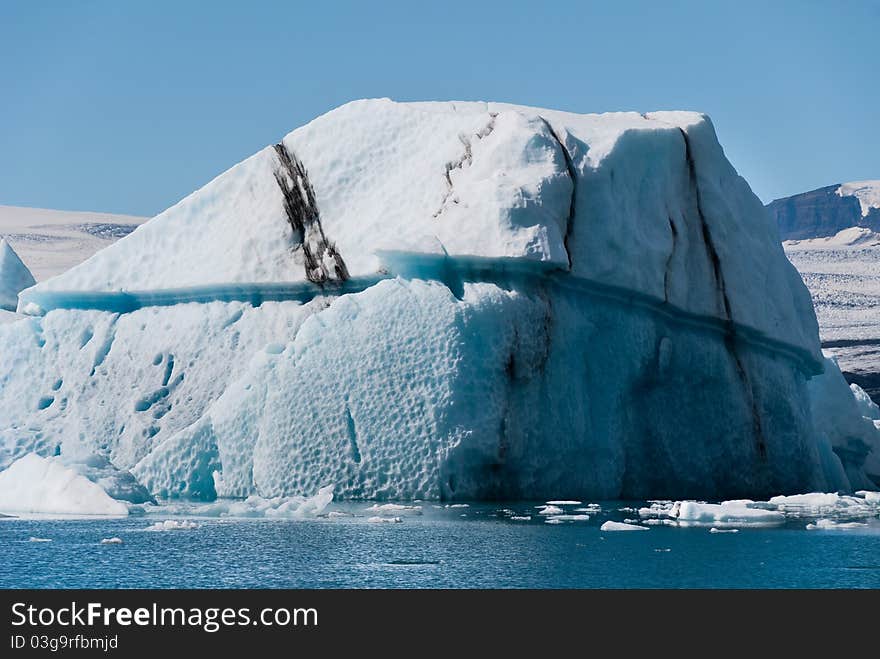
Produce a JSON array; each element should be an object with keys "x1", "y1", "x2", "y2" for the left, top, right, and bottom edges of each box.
[
  {"x1": 784, "y1": 227, "x2": 880, "y2": 404},
  {"x1": 0, "y1": 205, "x2": 146, "y2": 281},
  {"x1": 767, "y1": 181, "x2": 880, "y2": 240},
  {"x1": 0, "y1": 99, "x2": 878, "y2": 508}
]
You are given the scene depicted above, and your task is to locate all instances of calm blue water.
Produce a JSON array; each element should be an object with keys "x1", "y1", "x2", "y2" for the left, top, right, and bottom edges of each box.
[{"x1": 2, "y1": 504, "x2": 879, "y2": 588}]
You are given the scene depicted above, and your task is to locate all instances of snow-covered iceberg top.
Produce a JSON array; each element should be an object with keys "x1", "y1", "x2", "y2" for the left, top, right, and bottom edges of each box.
[
  {"x1": 0, "y1": 453, "x2": 128, "y2": 516},
  {"x1": 20, "y1": 99, "x2": 819, "y2": 360},
  {"x1": 837, "y1": 180, "x2": 880, "y2": 217}
]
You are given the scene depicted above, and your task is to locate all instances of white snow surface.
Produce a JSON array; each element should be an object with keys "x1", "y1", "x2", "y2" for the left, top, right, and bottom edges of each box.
[
  {"x1": 0, "y1": 453, "x2": 128, "y2": 515},
  {"x1": 0, "y1": 206, "x2": 146, "y2": 281},
  {"x1": 0, "y1": 99, "x2": 872, "y2": 504},
  {"x1": 22, "y1": 100, "x2": 817, "y2": 357},
  {"x1": 837, "y1": 181, "x2": 880, "y2": 217}
]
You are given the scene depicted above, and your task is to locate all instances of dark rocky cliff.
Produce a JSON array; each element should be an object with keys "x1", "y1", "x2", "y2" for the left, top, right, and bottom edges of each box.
[{"x1": 767, "y1": 184, "x2": 880, "y2": 240}]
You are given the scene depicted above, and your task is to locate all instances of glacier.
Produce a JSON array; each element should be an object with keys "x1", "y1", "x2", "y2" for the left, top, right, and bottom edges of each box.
[{"x1": 1, "y1": 98, "x2": 879, "y2": 505}]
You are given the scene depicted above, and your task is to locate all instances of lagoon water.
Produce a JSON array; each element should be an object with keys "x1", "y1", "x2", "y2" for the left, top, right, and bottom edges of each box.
[{"x1": 2, "y1": 503, "x2": 879, "y2": 589}]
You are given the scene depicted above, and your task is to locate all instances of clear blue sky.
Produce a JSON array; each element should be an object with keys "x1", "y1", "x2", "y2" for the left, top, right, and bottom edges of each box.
[{"x1": 1, "y1": 0, "x2": 878, "y2": 217}]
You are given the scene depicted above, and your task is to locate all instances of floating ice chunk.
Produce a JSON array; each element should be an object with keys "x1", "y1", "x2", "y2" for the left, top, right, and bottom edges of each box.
[
  {"x1": 100, "y1": 537, "x2": 124, "y2": 544},
  {"x1": 537, "y1": 505, "x2": 564, "y2": 516},
  {"x1": 546, "y1": 500, "x2": 581, "y2": 505},
  {"x1": 638, "y1": 502, "x2": 675, "y2": 518},
  {"x1": 709, "y1": 528, "x2": 740, "y2": 534},
  {"x1": 28, "y1": 537, "x2": 51, "y2": 542},
  {"x1": 548, "y1": 514, "x2": 590, "y2": 522},
  {"x1": 641, "y1": 518, "x2": 676, "y2": 526},
  {"x1": 367, "y1": 503, "x2": 423, "y2": 515},
  {"x1": 367, "y1": 516, "x2": 402, "y2": 523},
  {"x1": 674, "y1": 501, "x2": 785, "y2": 528},
  {"x1": 600, "y1": 521, "x2": 649, "y2": 531},
  {"x1": 509, "y1": 516, "x2": 531, "y2": 521},
  {"x1": 0, "y1": 454, "x2": 128, "y2": 516},
  {"x1": 856, "y1": 491, "x2": 880, "y2": 504},
  {"x1": 327, "y1": 511, "x2": 351, "y2": 519},
  {"x1": 654, "y1": 548, "x2": 671, "y2": 552},
  {"x1": 145, "y1": 520, "x2": 198, "y2": 531},
  {"x1": 545, "y1": 518, "x2": 564, "y2": 524},
  {"x1": 768, "y1": 492, "x2": 876, "y2": 520},
  {"x1": 806, "y1": 519, "x2": 868, "y2": 530},
  {"x1": 448, "y1": 504, "x2": 470, "y2": 508},
  {"x1": 150, "y1": 486, "x2": 334, "y2": 519}
]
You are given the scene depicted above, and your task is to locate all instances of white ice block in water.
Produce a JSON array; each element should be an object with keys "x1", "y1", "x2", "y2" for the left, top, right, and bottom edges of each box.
[
  {"x1": 1, "y1": 99, "x2": 877, "y2": 504},
  {"x1": 0, "y1": 453, "x2": 128, "y2": 516},
  {"x1": 673, "y1": 501, "x2": 785, "y2": 528},
  {"x1": 600, "y1": 521, "x2": 649, "y2": 531}
]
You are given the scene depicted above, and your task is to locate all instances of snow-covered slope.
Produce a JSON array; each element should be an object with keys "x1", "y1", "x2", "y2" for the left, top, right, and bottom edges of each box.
[
  {"x1": 784, "y1": 228, "x2": 880, "y2": 406},
  {"x1": 0, "y1": 205, "x2": 146, "y2": 281},
  {"x1": 0, "y1": 239, "x2": 35, "y2": 311},
  {"x1": 0, "y1": 99, "x2": 876, "y2": 502}
]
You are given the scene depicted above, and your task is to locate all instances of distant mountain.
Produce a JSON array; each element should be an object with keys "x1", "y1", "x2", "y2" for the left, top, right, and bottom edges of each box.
[{"x1": 767, "y1": 181, "x2": 880, "y2": 240}]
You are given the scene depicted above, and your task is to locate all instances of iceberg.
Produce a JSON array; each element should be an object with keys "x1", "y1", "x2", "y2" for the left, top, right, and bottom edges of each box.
[
  {"x1": 0, "y1": 453, "x2": 128, "y2": 515},
  {"x1": 0, "y1": 99, "x2": 877, "y2": 504},
  {"x1": 0, "y1": 239, "x2": 35, "y2": 312}
]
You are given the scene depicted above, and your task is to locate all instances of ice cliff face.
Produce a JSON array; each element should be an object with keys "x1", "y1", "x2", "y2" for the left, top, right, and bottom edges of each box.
[
  {"x1": 2, "y1": 99, "x2": 876, "y2": 501},
  {"x1": 768, "y1": 181, "x2": 880, "y2": 240}
]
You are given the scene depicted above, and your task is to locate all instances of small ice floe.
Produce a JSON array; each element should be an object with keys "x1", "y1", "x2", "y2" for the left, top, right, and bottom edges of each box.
[
  {"x1": 145, "y1": 519, "x2": 199, "y2": 531},
  {"x1": 768, "y1": 492, "x2": 875, "y2": 519},
  {"x1": 447, "y1": 504, "x2": 469, "y2": 508},
  {"x1": 367, "y1": 516, "x2": 403, "y2": 523},
  {"x1": 546, "y1": 500, "x2": 581, "y2": 506},
  {"x1": 537, "y1": 505, "x2": 564, "y2": 516},
  {"x1": 155, "y1": 485, "x2": 334, "y2": 519},
  {"x1": 28, "y1": 537, "x2": 52, "y2": 542},
  {"x1": 327, "y1": 511, "x2": 351, "y2": 519},
  {"x1": 600, "y1": 521, "x2": 649, "y2": 532},
  {"x1": 855, "y1": 490, "x2": 880, "y2": 504},
  {"x1": 806, "y1": 518, "x2": 868, "y2": 531},
  {"x1": 367, "y1": 503, "x2": 422, "y2": 515},
  {"x1": 641, "y1": 518, "x2": 676, "y2": 526},
  {"x1": 673, "y1": 501, "x2": 785, "y2": 528},
  {"x1": 709, "y1": 528, "x2": 739, "y2": 534},
  {"x1": 545, "y1": 518, "x2": 564, "y2": 524},
  {"x1": 638, "y1": 501, "x2": 675, "y2": 518},
  {"x1": 100, "y1": 537, "x2": 124, "y2": 544},
  {"x1": 509, "y1": 516, "x2": 531, "y2": 521},
  {"x1": 654, "y1": 548, "x2": 671, "y2": 552},
  {"x1": 549, "y1": 514, "x2": 591, "y2": 522},
  {"x1": 575, "y1": 504, "x2": 602, "y2": 513}
]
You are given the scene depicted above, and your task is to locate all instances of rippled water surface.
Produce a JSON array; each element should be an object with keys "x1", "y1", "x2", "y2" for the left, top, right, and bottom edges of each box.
[{"x1": 2, "y1": 503, "x2": 880, "y2": 588}]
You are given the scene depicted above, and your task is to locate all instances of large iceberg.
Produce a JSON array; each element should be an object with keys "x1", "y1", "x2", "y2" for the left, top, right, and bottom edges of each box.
[{"x1": 1, "y1": 99, "x2": 878, "y2": 502}]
